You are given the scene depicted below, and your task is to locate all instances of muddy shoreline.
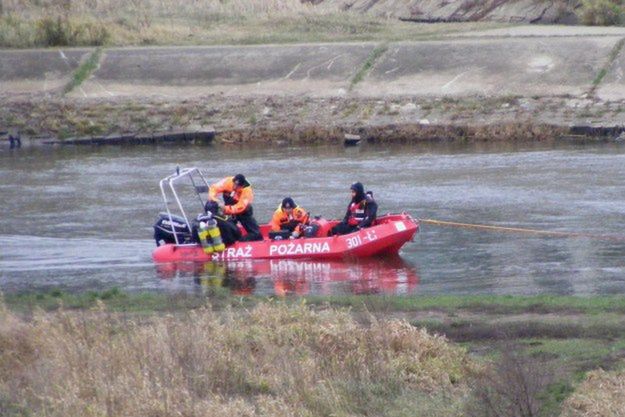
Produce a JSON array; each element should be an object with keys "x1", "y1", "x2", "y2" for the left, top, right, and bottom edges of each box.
[{"x1": 3, "y1": 94, "x2": 625, "y2": 146}]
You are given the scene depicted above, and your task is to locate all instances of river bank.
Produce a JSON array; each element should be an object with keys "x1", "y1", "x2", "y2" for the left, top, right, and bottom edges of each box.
[
  {"x1": 4, "y1": 93, "x2": 625, "y2": 146},
  {"x1": 4, "y1": 26, "x2": 625, "y2": 145},
  {"x1": 3, "y1": 290, "x2": 625, "y2": 416}
]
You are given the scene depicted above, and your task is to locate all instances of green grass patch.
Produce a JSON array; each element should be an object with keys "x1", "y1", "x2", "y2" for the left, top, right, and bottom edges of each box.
[
  {"x1": 349, "y1": 43, "x2": 388, "y2": 90},
  {"x1": 590, "y1": 37, "x2": 625, "y2": 93},
  {"x1": 538, "y1": 380, "x2": 576, "y2": 417},
  {"x1": 523, "y1": 338, "x2": 625, "y2": 368},
  {"x1": 3, "y1": 287, "x2": 253, "y2": 314},
  {"x1": 592, "y1": 67, "x2": 608, "y2": 88},
  {"x1": 303, "y1": 294, "x2": 625, "y2": 314},
  {"x1": 411, "y1": 318, "x2": 625, "y2": 343},
  {"x1": 64, "y1": 47, "x2": 102, "y2": 94},
  {"x1": 9, "y1": 291, "x2": 625, "y2": 317},
  {"x1": 524, "y1": 337, "x2": 622, "y2": 358}
]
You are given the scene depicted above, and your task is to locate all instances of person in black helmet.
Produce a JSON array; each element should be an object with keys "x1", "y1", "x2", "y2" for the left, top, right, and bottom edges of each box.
[
  {"x1": 270, "y1": 197, "x2": 310, "y2": 239},
  {"x1": 330, "y1": 182, "x2": 377, "y2": 236},
  {"x1": 207, "y1": 174, "x2": 262, "y2": 241}
]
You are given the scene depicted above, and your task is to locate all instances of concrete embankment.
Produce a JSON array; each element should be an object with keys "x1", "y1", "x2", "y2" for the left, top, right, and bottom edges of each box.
[
  {"x1": 3, "y1": 26, "x2": 624, "y2": 99},
  {"x1": 3, "y1": 25, "x2": 625, "y2": 144},
  {"x1": 315, "y1": 0, "x2": 579, "y2": 24}
]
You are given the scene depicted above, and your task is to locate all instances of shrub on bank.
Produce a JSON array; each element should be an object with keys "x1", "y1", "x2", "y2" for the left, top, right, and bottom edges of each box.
[
  {"x1": 578, "y1": 0, "x2": 625, "y2": 26},
  {"x1": 36, "y1": 16, "x2": 110, "y2": 46},
  {"x1": 0, "y1": 15, "x2": 110, "y2": 47},
  {"x1": 0, "y1": 14, "x2": 38, "y2": 48},
  {"x1": 0, "y1": 301, "x2": 479, "y2": 417}
]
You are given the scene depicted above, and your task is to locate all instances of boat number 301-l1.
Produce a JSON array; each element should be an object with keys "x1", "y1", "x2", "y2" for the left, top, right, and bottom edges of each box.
[{"x1": 346, "y1": 229, "x2": 378, "y2": 249}]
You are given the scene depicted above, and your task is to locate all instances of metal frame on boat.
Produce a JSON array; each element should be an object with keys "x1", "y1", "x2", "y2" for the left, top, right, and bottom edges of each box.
[{"x1": 158, "y1": 167, "x2": 209, "y2": 245}]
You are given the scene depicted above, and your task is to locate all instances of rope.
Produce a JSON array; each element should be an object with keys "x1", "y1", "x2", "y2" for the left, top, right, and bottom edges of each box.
[{"x1": 418, "y1": 218, "x2": 625, "y2": 242}]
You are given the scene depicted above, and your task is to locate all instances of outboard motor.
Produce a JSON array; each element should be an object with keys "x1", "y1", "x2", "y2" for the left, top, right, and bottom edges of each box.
[{"x1": 154, "y1": 213, "x2": 193, "y2": 246}]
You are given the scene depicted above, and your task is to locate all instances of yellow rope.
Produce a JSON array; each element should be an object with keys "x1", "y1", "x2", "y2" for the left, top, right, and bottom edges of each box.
[{"x1": 418, "y1": 218, "x2": 625, "y2": 241}]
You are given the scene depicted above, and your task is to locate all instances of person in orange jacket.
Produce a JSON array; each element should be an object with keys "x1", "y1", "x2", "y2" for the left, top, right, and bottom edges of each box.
[
  {"x1": 270, "y1": 197, "x2": 310, "y2": 239},
  {"x1": 207, "y1": 174, "x2": 262, "y2": 241}
]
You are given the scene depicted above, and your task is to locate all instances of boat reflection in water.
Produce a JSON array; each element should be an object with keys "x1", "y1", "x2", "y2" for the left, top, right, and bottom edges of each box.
[{"x1": 156, "y1": 257, "x2": 420, "y2": 297}]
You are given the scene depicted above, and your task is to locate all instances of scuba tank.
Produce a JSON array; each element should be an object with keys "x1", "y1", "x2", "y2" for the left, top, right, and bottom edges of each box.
[
  {"x1": 198, "y1": 222, "x2": 215, "y2": 254},
  {"x1": 196, "y1": 212, "x2": 226, "y2": 254},
  {"x1": 206, "y1": 218, "x2": 225, "y2": 252}
]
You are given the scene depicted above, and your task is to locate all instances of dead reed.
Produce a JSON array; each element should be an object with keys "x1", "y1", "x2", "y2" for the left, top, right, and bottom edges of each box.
[
  {"x1": 0, "y1": 0, "x2": 350, "y2": 47},
  {"x1": 0, "y1": 0, "x2": 498, "y2": 47},
  {"x1": 0, "y1": 301, "x2": 478, "y2": 417},
  {"x1": 560, "y1": 366, "x2": 625, "y2": 417}
]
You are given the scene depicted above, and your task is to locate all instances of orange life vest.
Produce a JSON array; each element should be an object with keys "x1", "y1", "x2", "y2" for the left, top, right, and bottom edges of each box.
[
  {"x1": 271, "y1": 205, "x2": 309, "y2": 232},
  {"x1": 208, "y1": 176, "x2": 254, "y2": 215}
]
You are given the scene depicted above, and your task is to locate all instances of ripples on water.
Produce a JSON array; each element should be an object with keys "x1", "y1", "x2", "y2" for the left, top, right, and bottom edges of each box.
[{"x1": 1, "y1": 142, "x2": 625, "y2": 296}]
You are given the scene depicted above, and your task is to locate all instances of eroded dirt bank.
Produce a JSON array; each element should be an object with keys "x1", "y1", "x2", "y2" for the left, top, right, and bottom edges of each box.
[{"x1": 3, "y1": 93, "x2": 624, "y2": 145}]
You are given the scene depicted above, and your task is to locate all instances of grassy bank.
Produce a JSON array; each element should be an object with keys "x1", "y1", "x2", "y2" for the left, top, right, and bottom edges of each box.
[
  {"x1": 8, "y1": 289, "x2": 625, "y2": 314},
  {"x1": 0, "y1": 299, "x2": 479, "y2": 417},
  {"x1": 4, "y1": 94, "x2": 613, "y2": 144},
  {"x1": 4, "y1": 289, "x2": 625, "y2": 416},
  {"x1": 306, "y1": 293, "x2": 625, "y2": 314},
  {"x1": 0, "y1": 0, "x2": 501, "y2": 48}
]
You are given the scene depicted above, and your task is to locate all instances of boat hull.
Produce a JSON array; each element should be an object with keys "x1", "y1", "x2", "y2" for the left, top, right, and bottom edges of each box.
[{"x1": 152, "y1": 213, "x2": 418, "y2": 262}]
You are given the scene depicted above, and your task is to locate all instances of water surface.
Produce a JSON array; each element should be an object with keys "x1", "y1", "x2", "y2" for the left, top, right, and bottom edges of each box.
[{"x1": 2, "y1": 142, "x2": 625, "y2": 296}]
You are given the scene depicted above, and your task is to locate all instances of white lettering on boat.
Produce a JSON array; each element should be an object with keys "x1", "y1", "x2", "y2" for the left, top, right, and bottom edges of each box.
[
  {"x1": 364, "y1": 229, "x2": 378, "y2": 242},
  {"x1": 346, "y1": 229, "x2": 379, "y2": 249},
  {"x1": 346, "y1": 235, "x2": 362, "y2": 249},
  {"x1": 211, "y1": 245, "x2": 253, "y2": 260},
  {"x1": 161, "y1": 219, "x2": 187, "y2": 228},
  {"x1": 269, "y1": 241, "x2": 331, "y2": 256}
]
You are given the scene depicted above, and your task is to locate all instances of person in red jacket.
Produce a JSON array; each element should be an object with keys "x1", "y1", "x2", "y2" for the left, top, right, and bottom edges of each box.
[
  {"x1": 207, "y1": 174, "x2": 262, "y2": 241},
  {"x1": 270, "y1": 197, "x2": 310, "y2": 238},
  {"x1": 330, "y1": 182, "x2": 377, "y2": 236}
]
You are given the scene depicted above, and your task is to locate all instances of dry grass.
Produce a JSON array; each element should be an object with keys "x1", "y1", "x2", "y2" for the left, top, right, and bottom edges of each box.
[
  {"x1": 0, "y1": 0, "x2": 339, "y2": 47},
  {"x1": 0, "y1": 0, "x2": 501, "y2": 47},
  {"x1": 560, "y1": 366, "x2": 625, "y2": 417},
  {"x1": 2, "y1": 0, "x2": 335, "y2": 20},
  {"x1": 0, "y1": 300, "x2": 479, "y2": 417}
]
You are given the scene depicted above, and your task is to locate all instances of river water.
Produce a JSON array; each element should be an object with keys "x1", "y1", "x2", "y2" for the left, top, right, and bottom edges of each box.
[{"x1": 1, "y1": 142, "x2": 625, "y2": 296}]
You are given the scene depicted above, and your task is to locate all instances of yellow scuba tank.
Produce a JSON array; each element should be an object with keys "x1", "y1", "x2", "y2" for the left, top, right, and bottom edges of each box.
[
  {"x1": 206, "y1": 218, "x2": 225, "y2": 252},
  {"x1": 198, "y1": 222, "x2": 214, "y2": 254}
]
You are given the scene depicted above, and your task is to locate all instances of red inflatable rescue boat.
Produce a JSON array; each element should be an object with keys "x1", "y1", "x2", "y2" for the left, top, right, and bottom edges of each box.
[
  {"x1": 152, "y1": 168, "x2": 418, "y2": 263},
  {"x1": 153, "y1": 212, "x2": 418, "y2": 262}
]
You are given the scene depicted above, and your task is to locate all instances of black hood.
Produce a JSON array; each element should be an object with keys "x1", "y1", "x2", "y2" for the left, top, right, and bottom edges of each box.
[
  {"x1": 233, "y1": 174, "x2": 251, "y2": 187},
  {"x1": 350, "y1": 182, "x2": 365, "y2": 203},
  {"x1": 281, "y1": 197, "x2": 296, "y2": 209}
]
